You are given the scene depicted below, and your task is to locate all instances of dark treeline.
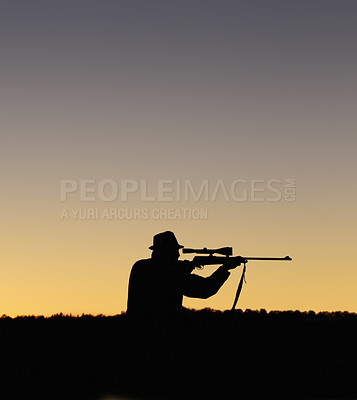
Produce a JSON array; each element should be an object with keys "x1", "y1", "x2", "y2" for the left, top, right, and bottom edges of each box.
[{"x1": 1, "y1": 308, "x2": 357, "y2": 399}]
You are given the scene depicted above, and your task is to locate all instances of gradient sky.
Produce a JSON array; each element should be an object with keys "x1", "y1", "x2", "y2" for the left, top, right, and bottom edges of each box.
[{"x1": 1, "y1": 0, "x2": 356, "y2": 316}]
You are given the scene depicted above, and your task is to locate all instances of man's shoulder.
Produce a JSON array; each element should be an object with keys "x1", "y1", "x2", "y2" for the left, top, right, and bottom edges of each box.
[{"x1": 132, "y1": 258, "x2": 152, "y2": 270}]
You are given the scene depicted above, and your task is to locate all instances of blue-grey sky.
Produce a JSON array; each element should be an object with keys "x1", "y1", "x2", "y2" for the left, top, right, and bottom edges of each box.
[{"x1": 2, "y1": 0, "x2": 355, "y2": 176}]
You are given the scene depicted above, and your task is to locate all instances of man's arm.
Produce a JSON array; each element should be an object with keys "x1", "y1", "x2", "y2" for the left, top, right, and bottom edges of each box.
[{"x1": 182, "y1": 265, "x2": 230, "y2": 299}]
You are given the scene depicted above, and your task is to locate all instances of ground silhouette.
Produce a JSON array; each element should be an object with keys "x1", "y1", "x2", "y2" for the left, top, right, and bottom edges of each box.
[{"x1": 1, "y1": 308, "x2": 356, "y2": 399}]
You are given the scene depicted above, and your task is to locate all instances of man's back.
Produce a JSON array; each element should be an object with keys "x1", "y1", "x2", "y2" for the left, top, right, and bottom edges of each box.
[{"x1": 127, "y1": 258, "x2": 190, "y2": 316}]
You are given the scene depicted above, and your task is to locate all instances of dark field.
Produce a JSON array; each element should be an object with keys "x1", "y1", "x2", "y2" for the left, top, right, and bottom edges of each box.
[{"x1": 1, "y1": 308, "x2": 356, "y2": 400}]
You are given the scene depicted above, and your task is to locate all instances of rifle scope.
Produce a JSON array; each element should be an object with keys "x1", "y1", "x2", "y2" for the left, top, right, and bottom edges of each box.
[{"x1": 182, "y1": 247, "x2": 233, "y2": 256}]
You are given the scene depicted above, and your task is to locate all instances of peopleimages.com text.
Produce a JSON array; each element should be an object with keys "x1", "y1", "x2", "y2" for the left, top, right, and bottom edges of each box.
[{"x1": 60, "y1": 179, "x2": 296, "y2": 202}]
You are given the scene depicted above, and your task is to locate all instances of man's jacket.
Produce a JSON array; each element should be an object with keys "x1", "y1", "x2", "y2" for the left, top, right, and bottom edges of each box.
[{"x1": 127, "y1": 258, "x2": 230, "y2": 316}]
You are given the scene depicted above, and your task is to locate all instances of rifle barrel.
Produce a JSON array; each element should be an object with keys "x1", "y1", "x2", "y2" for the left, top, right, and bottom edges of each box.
[{"x1": 191, "y1": 255, "x2": 292, "y2": 266}]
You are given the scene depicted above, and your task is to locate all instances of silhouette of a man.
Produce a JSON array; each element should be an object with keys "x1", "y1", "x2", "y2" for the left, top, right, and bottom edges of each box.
[{"x1": 127, "y1": 231, "x2": 240, "y2": 317}]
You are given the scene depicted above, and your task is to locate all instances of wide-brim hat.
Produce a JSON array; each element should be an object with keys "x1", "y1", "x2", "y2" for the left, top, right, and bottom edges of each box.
[{"x1": 149, "y1": 231, "x2": 184, "y2": 250}]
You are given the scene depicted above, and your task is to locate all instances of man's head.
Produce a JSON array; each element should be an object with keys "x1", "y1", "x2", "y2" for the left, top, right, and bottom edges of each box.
[{"x1": 149, "y1": 231, "x2": 183, "y2": 262}]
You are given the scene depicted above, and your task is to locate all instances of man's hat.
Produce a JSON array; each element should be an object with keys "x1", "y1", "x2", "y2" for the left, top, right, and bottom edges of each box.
[{"x1": 149, "y1": 231, "x2": 184, "y2": 250}]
